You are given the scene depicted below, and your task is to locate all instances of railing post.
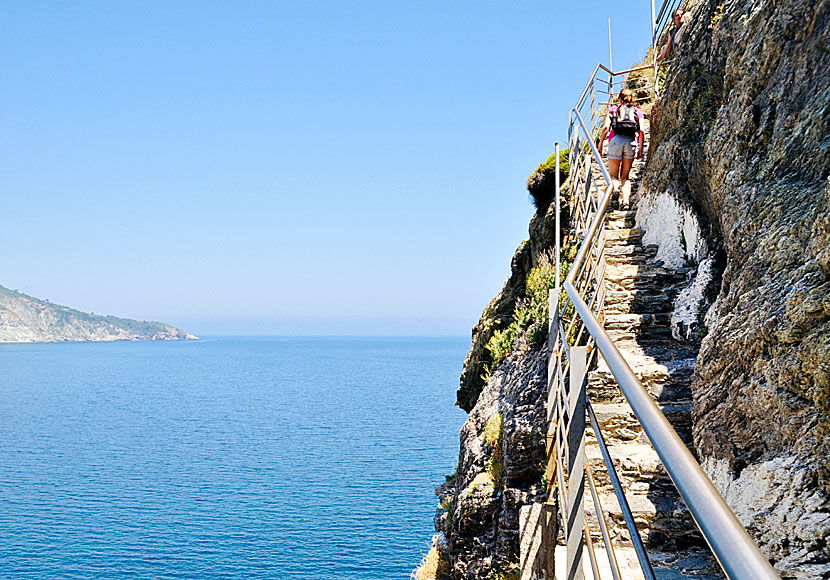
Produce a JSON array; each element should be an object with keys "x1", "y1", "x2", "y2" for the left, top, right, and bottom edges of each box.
[
  {"x1": 566, "y1": 346, "x2": 587, "y2": 580},
  {"x1": 651, "y1": 0, "x2": 659, "y2": 96},
  {"x1": 545, "y1": 286, "x2": 561, "y2": 579},
  {"x1": 555, "y1": 141, "x2": 561, "y2": 298}
]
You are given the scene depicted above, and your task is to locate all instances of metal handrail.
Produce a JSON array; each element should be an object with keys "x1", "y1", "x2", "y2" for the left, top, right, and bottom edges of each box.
[
  {"x1": 555, "y1": 94, "x2": 781, "y2": 580},
  {"x1": 566, "y1": 279, "x2": 779, "y2": 579}
]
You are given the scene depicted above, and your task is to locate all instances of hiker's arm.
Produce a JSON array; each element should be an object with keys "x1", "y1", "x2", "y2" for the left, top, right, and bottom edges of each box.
[
  {"x1": 596, "y1": 114, "x2": 610, "y2": 156},
  {"x1": 657, "y1": 41, "x2": 671, "y2": 62},
  {"x1": 637, "y1": 130, "x2": 644, "y2": 159},
  {"x1": 597, "y1": 127, "x2": 608, "y2": 156}
]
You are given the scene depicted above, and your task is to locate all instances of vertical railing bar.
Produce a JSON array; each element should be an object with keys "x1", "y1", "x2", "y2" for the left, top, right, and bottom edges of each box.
[
  {"x1": 566, "y1": 346, "x2": 587, "y2": 580},
  {"x1": 583, "y1": 523, "x2": 602, "y2": 580},
  {"x1": 586, "y1": 401, "x2": 658, "y2": 580},
  {"x1": 586, "y1": 463, "x2": 624, "y2": 580},
  {"x1": 556, "y1": 441, "x2": 570, "y2": 542}
]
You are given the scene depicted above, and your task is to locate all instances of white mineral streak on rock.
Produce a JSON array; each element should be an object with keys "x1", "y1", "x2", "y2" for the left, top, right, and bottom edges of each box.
[
  {"x1": 636, "y1": 189, "x2": 708, "y2": 269},
  {"x1": 703, "y1": 294, "x2": 724, "y2": 335},
  {"x1": 636, "y1": 189, "x2": 712, "y2": 343},
  {"x1": 702, "y1": 456, "x2": 830, "y2": 579},
  {"x1": 672, "y1": 256, "x2": 715, "y2": 341}
]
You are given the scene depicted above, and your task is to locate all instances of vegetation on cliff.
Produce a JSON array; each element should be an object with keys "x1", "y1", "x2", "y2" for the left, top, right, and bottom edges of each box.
[
  {"x1": 482, "y1": 252, "x2": 571, "y2": 380},
  {"x1": 457, "y1": 154, "x2": 574, "y2": 412},
  {"x1": 526, "y1": 148, "x2": 570, "y2": 210}
]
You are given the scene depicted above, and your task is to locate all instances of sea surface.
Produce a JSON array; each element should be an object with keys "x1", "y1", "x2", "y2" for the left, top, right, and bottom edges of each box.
[{"x1": 0, "y1": 336, "x2": 468, "y2": 579}]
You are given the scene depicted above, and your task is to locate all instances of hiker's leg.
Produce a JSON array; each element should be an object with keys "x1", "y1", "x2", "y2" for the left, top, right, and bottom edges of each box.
[
  {"x1": 620, "y1": 156, "x2": 635, "y2": 207},
  {"x1": 608, "y1": 158, "x2": 622, "y2": 191},
  {"x1": 607, "y1": 136, "x2": 625, "y2": 192}
]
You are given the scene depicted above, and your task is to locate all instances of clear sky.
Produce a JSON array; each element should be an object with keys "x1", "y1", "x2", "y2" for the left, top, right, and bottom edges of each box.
[{"x1": 1, "y1": 1, "x2": 657, "y2": 336}]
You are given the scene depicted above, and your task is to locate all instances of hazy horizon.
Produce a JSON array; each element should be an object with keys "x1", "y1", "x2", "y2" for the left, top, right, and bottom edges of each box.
[{"x1": 2, "y1": 1, "x2": 656, "y2": 336}]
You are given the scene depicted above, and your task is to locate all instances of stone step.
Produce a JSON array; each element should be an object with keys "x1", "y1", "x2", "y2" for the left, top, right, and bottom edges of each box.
[
  {"x1": 605, "y1": 243, "x2": 660, "y2": 264},
  {"x1": 603, "y1": 313, "x2": 672, "y2": 343},
  {"x1": 607, "y1": 210, "x2": 638, "y2": 229},
  {"x1": 607, "y1": 328, "x2": 674, "y2": 343},
  {"x1": 649, "y1": 551, "x2": 725, "y2": 580},
  {"x1": 588, "y1": 342, "x2": 696, "y2": 403},
  {"x1": 603, "y1": 228, "x2": 644, "y2": 246},
  {"x1": 583, "y1": 441, "x2": 707, "y2": 551},
  {"x1": 604, "y1": 288, "x2": 673, "y2": 315},
  {"x1": 590, "y1": 493, "x2": 708, "y2": 552},
  {"x1": 585, "y1": 441, "x2": 675, "y2": 490},
  {"x1": 590, "y1": 401, "x2": 693, "y2": 446},
  {"x1": 604, "y1": 264, "x2": 686, "y2": 288}
]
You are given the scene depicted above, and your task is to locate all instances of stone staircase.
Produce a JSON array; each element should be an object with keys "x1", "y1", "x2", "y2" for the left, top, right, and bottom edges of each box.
[{"x1": 577, "y1": 121, "x2": 725, "y2": 579}]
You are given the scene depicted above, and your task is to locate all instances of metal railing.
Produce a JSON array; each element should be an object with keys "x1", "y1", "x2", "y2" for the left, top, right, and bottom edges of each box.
[
  {"x1": 567, "y1": 62, "x2": 656, "y2": 190},
  {"x1": 545, "y1": 61, "x2": 781, "y2": 579}
]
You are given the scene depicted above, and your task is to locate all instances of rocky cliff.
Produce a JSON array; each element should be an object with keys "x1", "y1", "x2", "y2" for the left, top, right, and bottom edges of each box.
[
  {"x1": 640, "y1": 0, "x2": 829, "y2": 576},
  {"x1": 432, "y1": 190, "x2": 563, "y2": 579},
  {"x1": 436, "y1": 0, "x2": 829, "y2": 578},
  {"x1": 0, "y1": 285, "x2": 196, "y2": 342}
]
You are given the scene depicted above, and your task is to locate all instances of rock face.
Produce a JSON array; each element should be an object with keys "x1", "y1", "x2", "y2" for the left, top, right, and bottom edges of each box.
[
  {"x1": 639, "y1": 0, "x2": 830, "y2": 576},
  {"x1": 0, "y1": 285, "x2": 196, "y2": 342},
  {"x1": 442, "y1": 177, "x2": 570, "y2": 576},
  {"x1": 457, "y1": 241, "x2": 533, "y2": 413},
  {"x1": 447, "y1": 347, "x2": 548, "y2": 579}
]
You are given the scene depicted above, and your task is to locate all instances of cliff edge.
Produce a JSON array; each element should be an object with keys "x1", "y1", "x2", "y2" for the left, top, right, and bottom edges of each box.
[{"x1": 441, "y1": 0, "x2": 829, "y2": 578}]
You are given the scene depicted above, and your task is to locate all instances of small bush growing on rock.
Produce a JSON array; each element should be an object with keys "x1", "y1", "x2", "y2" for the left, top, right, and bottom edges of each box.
[
  {"x1": 487, "y1": 563, "x2": 520, "y2": 580},
  {"x1": 484, "y1": 413, "x2": 504, "y2": 484},
  {"x1": 482, "y1": 252, "x2": 572, "y2": 378},
  {"x1": 483, "y1": 413, "x2": 503, "y2": 447},
  {"x1": 466, "y1": 472, "x2": 495, "y2": 496},
  {"x1": 484, "y1": 327, "x2": 515, "y2": 374},
  {"x1": 710, "y1": 3, "x2": 724, "y2": 28},
  {"x1": 527, "y1": 149, "x2": 570, "y2": 210},
  {"x1": 439, "y1": 496, "x2": 453, "y2": 531},
  {"x1": 539, "y1": 460, "x2": 549, "y2": 494},
  {"x1": 412, "y1": 540, "x2": 451, "y2": 580}
]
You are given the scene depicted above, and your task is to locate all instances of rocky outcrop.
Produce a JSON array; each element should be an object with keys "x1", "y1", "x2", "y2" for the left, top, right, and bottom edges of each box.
[
  {"x1": 445, "y1": 347, "x2": 548, "y2": 579},
  {"x1": 457, "y1": 241, "x2": 533, "y2": 412},
  {"x1": 639, "y1": 0, "x2": 830, "y2": 576},
  {"x1": 0, "y1": 285, "x2": 196, "y2": 342}
]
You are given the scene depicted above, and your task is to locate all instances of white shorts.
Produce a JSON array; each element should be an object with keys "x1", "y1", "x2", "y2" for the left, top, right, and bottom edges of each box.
[{"x1": 608, "y1": 135, "x2": 637, "y2": 160}]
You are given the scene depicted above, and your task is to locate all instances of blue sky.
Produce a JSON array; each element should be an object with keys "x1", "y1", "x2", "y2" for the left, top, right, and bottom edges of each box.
[{"x1": 1, "y1": 1, "x2": 657, "y2": 335}]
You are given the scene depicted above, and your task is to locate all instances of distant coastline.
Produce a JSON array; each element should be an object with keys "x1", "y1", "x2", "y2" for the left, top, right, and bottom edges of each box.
[{"x1": 0, "y1": 285, "x2": 197, "y2": 343}]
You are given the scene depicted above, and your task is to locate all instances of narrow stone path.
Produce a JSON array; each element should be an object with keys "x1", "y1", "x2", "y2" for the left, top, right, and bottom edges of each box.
[{"x1": 580, "y1": 119, "x2": 725, "y2": 579}]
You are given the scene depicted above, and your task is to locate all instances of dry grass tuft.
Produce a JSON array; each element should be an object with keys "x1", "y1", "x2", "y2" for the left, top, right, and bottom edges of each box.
[{"x1": 412, "y1": 544, "x2": 450, "y2": 580}]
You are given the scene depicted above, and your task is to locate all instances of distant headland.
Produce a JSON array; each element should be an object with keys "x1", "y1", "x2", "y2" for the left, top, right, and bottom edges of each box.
[{"x1": 0, "y1": 285, "x2": 197, "y2": 343}]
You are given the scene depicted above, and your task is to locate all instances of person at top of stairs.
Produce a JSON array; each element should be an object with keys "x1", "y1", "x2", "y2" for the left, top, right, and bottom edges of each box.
[{"x1": 596, "y1": 88, "x2": 645, "y2": 209}]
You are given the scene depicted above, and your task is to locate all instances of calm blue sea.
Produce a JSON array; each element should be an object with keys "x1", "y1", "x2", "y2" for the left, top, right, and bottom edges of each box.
[{"x1": 0, "y1": 336, "x2": 467, "y2": 579}]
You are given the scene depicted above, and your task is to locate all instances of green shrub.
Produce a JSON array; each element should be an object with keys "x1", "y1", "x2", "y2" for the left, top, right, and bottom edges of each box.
[
  {"x1": 483, "y1": 413, "x2": 504, "y2": 483},
  {"x1": 710, "y1": 3, "x2": 724, "y2": 28},
  {"x1": 527, "y1": 149, "x2": 570, "y2": 210},
  {"x1": 532, "y1": 149, "x2": 570, "y2": 180},
  {"x1": 483, "y1": 326, "x2": 515, "y2": 374},
  {"x1": 487, "y1": 563, "x2": 520, "y2": 580},
  {"x1": 483, "y1": 413, "x2": 503, "y2": 447},
  {"x1": 482, "y1": 251, "x2": 572, "y2": 377}
]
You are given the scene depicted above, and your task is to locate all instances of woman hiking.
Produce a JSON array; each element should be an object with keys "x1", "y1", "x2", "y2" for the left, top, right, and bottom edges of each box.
[{"x1": 597, "y1": 88, "x2": 645, "y2": 209}]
